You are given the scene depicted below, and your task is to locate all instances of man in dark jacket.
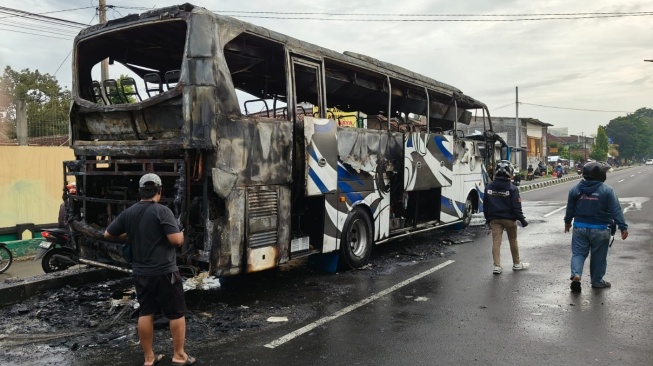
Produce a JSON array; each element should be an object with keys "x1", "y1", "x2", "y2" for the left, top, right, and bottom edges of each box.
[
  {"x1": 104, "y1": 173, "x2": 196, "y2": 366},
  {"x1": 484, "y1": 160, "x2": 529, "y2": 274},
  {"x1": 564, "y1": 161, "x2": 628, "y2": 292}
]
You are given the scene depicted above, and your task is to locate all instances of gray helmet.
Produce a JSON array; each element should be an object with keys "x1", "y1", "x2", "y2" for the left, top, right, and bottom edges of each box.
[
  {"x1": 495, "y1": 160, "x2": 514, "y2": 179},
  {"x1": 582, "y1": 161, "x2": 610, "y2": 182}
]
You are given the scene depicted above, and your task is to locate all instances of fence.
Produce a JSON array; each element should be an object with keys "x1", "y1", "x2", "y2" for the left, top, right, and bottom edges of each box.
[{"x1": 0, "y1": 101, "x2": 69, "y2": 147}]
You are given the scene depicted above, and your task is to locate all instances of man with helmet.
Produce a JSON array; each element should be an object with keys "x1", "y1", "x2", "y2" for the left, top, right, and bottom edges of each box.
[
  {"x1": 564, "y1": 161, "x2": 628, "y2": 292},
  {"x1": 484, "y1": 160, "x2": 530, "y2": 274}
]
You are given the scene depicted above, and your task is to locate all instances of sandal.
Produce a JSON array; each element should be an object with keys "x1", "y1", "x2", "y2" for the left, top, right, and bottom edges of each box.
[
  {"x1": 172, "y1": 354, "x2": 197, "y2": 365},
  {"x1": 144, "y1": 354, "x2": 164, "y2": 366}
]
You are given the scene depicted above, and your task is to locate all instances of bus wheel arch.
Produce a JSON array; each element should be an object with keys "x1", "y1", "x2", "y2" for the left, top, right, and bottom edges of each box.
[
  {"x1": 462, "y1": 191, "x2": 479, "y2": 228},
  {"x1": 339, "y1": 205, "x2": 374, "y2": 269}
]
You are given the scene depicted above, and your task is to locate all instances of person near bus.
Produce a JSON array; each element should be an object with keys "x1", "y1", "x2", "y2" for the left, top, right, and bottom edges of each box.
[
  {"x1": 104, "y1": 173, "x2": 196, "y2": 366},
  {"x1": 484, "y1": 160, "x2": 530, "y2": 274},
  {"x1": 564, "y1": 161, "x2": 628, "y2": 292}
]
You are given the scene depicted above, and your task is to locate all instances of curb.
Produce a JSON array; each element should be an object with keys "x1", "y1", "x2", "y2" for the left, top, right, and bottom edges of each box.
[
  {"x1": 518, "y1": 174, "x2": 582, "y2": 192},
  {"x1": 0, "y1": 267, "x2": 128, "y2": 307},
  {"x1": 1, "y1": 238, "x2": 42, "y2": 259}
]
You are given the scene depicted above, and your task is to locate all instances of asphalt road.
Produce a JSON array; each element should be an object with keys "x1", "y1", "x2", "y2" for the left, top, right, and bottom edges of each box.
[
  {"x1": 204, "y1": 166, "x2": 653, "y2": 366},
  {"x1": 1, "y1": 166, "x2": 651, "y2": 366}
]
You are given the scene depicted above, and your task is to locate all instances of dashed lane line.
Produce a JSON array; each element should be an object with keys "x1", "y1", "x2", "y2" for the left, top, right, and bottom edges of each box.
[
  {"x1": 618, "y1": 179, "x2": 625, "y2": 183},
  {"x1": 263, "y1": 260, "x2": 456, "y2": 349},
  {"x1": 544, "y1": 205, "x2": 567, "y2": 218}
]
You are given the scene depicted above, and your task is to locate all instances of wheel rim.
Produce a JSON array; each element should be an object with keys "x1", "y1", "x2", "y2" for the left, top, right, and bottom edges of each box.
[
  {"x1": 0, "y1": 248, "x2": 11, "y2": 272},
  {"x1": 45, "y1": 250, "x2": 74, "y2": 272},
  {"x1": 463, "y1": 199, "x2": 472, "y2": 226},
  {"x1": 348, "y1": 218, "x2": 369, "y2": 258}
]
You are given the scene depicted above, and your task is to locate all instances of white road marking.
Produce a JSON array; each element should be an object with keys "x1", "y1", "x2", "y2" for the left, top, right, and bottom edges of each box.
[
  {"x1": 544, "y1": 205, "x2": 567, "y2": 218},
  {"x1": 263, "y1": 260, "x2": 455, "y2": 349},
  {"x1": 618, "y1": 179, "x2": 625, "y2": 183},
  {"x1": 542, "y1": 197, "x2": 649, "y2": 218},
  {"x1": 630, "y1": 175, "x2": 635, "y2": 177}
]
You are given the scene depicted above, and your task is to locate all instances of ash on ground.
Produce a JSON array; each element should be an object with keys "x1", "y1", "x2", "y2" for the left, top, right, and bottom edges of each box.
[{"x1": 0, "y1": 225, "x2": 479, "y2": 364}]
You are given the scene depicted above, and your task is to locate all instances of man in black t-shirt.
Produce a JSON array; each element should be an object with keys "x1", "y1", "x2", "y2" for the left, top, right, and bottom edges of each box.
[{"x1": 104, "y1": 173, "x2": 196, "y2": 366}]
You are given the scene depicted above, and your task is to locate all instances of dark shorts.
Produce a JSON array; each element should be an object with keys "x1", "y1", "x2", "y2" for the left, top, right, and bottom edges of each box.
[{"x1": 133, "y1": 271, "x2": 187, "y2": 319}]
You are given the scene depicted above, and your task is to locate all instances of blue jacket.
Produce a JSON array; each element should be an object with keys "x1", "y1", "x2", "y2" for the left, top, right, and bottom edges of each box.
[
  {"x1": 484, "y1": 177, "x2": 526, "y2": 222},
  {"x1": 564, "y1": 180, "x2": 628, "y2": 230}
]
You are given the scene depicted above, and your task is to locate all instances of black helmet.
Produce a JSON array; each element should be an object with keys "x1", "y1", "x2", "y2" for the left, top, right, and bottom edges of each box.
[
  {"x1": 582, "y1": 161, "x2": 611, "y2": 182},
  {"x1": 495, "y1": 160, "x2": 514, "y2": 179}
]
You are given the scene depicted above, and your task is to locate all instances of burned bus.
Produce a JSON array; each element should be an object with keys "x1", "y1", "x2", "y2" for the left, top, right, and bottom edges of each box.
[{"x1": 63, "y1": 3, "x2": 504, "y2": 276}]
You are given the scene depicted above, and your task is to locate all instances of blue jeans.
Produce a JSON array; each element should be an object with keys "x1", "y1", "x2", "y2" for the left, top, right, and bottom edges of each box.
[{"x1": 570, "y1": 227, "x2": 611, "y2": 286}]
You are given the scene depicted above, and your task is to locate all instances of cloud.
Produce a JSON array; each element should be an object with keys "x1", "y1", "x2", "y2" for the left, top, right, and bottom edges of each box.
[{"x1": 0, "y1": 0, "x2": 651, "y2": 133}]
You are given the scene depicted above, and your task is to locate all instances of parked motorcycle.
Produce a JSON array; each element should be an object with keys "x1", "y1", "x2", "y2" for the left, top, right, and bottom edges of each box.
[
  {"x1": 34, "y1": 228, "x2": 78, "y2": 273},
  {"x1": 0, "y1": 242, "x2": 13, "y2": 274}
]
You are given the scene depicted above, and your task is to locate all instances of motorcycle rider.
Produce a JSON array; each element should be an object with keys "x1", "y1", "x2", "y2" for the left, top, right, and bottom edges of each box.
[
  {"x1": 564, "y1": 161, "x2": 628, "y2": 292},
  {"x1": 484, "y1": 160, "x2": 529, "y2": 274}
]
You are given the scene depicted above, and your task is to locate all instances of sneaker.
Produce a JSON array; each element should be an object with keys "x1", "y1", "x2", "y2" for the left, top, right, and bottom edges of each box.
[
  {"x1": 570, "y1": 275, "x2": 582, "y2": 292},
  {"x1": 592, "y1": 281, "x2": 611, "y2": 289},
  {"x1": 512, "y1": 262, "x2": 529, "y2": 270},
  {"x1": 493, "y1": 266, "x2": 502, "y2": 274}
]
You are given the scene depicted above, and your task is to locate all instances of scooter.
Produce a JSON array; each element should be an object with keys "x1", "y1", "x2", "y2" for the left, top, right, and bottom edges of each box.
[
  {"x1": 34, "y1": 228, "x2": 78, "y2": 273},
  {"x1": 526, "y1": 171, "x2": 534, "y2": 181}
]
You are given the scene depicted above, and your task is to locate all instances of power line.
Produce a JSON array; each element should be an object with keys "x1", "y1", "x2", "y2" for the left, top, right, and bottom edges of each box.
[
  {"x1": 520, "y1": 102, "x2": 630, "y2": 113},
  {"x1": 0, "y1": 6, "x2": 95, "y2": 20},
  {"x1": 0, "y1": 6, "x2": 88, "y2": 27},
  {"x1": 225, "y1": 13, "x2": 653, "y2": 22},
  {"x1": 213, "y1": 10, "x2": 653, "y2": 17},
  {"x1": 53, "y1": 12, "x2": 99, "y2": 77},
  {"x1": 0, "y1": 26, "x2": 71, "y2": 40},
  {"x1": 0, "y1": 19, "x2": 79, "y2": 37},
  {"x1": 492, "y1": 102, "x2": 515, "y2": 111}
]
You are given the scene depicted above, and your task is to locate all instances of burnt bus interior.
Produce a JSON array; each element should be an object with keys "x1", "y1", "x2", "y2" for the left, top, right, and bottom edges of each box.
[
  {"x1": 69, "y1": 17, "x2": 220, "y2": 271},
  {"x1": 68, "y1": 10, "x2": 492, "y2": 271}
]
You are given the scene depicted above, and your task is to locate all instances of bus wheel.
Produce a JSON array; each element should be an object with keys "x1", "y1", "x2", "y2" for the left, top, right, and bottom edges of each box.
[
  {"x1": 461, "y1": 196, "x2": 474, "y2": 228},
  {"x1": 340, "y1": 207, "x2": 373, "y2": 269}
]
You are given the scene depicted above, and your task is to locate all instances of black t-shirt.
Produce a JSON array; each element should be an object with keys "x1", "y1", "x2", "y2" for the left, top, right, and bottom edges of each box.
[{"x1": 106, "y1": 201, "x2": 180, "y2": 276}]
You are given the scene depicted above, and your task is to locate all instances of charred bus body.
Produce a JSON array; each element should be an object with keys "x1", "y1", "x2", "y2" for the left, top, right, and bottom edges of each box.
[{"x1": 64, "y1": 4, "x2": 503, "y2": 276}]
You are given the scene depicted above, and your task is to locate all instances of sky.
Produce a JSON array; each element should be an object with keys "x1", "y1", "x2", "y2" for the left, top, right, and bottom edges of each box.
[{"x1": 1, "y1": 0, "x2": 652, "y2": 136}]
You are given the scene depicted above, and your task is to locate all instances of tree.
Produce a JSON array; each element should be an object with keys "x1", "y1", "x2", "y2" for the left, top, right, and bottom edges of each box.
[
  {"x1": 0, "y1": 66, "x2": 71, "y2": 138},
  {"x1": 589, "y1": 126, "x2": 609, "y2": 161},
  {"x1": 605, "y1": 108, "x2": 653, "y2": 160},
  {"x1": 105, "y1": 74, "x2": 138, "y2": 105}
]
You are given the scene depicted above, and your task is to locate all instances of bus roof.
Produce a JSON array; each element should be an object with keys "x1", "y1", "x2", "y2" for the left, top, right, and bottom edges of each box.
[{"x1": 76, "y1": 3, "x2": 487, "y2": 110}]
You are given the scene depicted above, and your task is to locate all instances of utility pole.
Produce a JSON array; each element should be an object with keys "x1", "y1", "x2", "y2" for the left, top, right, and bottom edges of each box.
[
  {"x1": 99, "y1": 0, "x2": 108, "y2": 82},
  {"x1": 515, "y1": 86, "x2": 519, "y2": 169}
]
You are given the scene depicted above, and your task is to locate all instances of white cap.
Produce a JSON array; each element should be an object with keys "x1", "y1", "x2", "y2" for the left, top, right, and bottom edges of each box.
[{"x1": 139, "y1": 173, "x2": 162, "y2": 187}]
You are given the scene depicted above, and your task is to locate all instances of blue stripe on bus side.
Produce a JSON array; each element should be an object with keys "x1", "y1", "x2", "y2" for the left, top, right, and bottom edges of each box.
[
  {"x1": 433, "y1": 136, "x2": 453, "y2": 162},
  {"x1": 338, "y1": 164, "x2": 364, "y2": 186},
  {"x1": 308, "y1": 167, "x2": 329, "y2": 193}
]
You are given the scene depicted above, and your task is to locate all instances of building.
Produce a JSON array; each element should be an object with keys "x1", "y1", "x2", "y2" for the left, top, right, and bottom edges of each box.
[
  {"x1": 547, "y1": 133, "x2": 594, "y2": 164},
  {"x1": 464, "y1": 116, "x2": 552, "y2": 171}
]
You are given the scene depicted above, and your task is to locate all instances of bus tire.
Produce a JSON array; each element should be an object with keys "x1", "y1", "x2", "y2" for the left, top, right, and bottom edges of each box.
[
  {"x1": 461, "y1": 195, "x2": 474, "y2": 228},
  {"x1": 340, "y1": 207, "x2": 373, "y2": 269}
]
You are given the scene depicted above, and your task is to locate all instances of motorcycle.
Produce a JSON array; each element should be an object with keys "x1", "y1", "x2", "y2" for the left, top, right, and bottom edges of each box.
[
  {"x1": 526, "y1": 171, "x2": 534, "y2": 181},
  {"x1": 34, "y1": 228, "x2": 78, "y2": 273}
]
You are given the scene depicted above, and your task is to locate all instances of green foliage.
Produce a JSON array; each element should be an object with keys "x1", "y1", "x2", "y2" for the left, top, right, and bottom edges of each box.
[
  {"x1": 605, "y1": 108, "x2": 653, "y2": 160},
  {"x1": 105, "y1": 75, "x2": 137, "y2": 105},
  {"x1": 589, "y1": 126, "x2": 609, "y2": 161},
  {"x1": 559, "y1": 145, "x2": 570, "y2": 159},
  {"x1": 0, "y1": 66, "x2": 71, "y2": 138}
]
